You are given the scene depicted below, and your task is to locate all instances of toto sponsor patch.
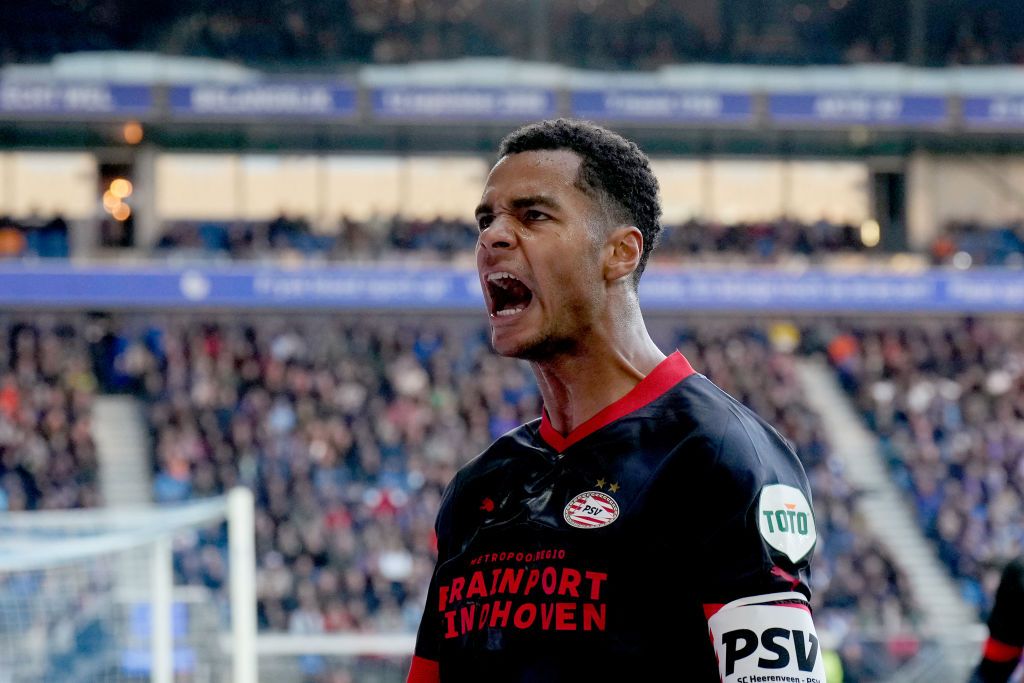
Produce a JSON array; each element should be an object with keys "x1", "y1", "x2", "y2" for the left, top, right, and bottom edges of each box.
[{"x1": 757, "y1": 484, "x2": 816, "y2": 563}]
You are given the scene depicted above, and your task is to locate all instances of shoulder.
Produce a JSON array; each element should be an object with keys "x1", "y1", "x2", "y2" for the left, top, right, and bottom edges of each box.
[
  {"x1": 434, "y1": 418, "x2": 544, "y2": 542},
  {"x1": 449, "y1": 418, "x2": 544, "y2": 490},
  {"x1": 656, "y1": 373, "x2": 809, "y2": 494},
  {"x1": 638, "y1": 375, "x2": 814, "y2": 547}
]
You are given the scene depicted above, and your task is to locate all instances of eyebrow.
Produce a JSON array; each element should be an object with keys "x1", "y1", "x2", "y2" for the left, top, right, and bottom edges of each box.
[{"x1": 474, "y1": 194, "x2": 563, "y2": 218}]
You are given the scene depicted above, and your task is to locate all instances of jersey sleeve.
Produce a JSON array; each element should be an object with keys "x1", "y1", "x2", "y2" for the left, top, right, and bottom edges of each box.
[
  {"x1": 407, "y1": 475, "x2": 463, "y2": 683},
  {"x1": 691, "y1": 413, "x2": 817, "y2": 599},
  {"x1": 700, "y1": 415, "x2": 824, "y2": 682},
  {"x1": 970, "y1": 557, "x2": 1024, "y2": 683},
  {"x1": 649, "y1": 411, "x2": 824, "y2": 682}
]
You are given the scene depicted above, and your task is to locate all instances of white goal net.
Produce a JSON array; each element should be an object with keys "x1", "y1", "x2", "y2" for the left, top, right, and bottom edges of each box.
[{"x1": 0, "y1": 488, "x2": 256, "y2": 683}]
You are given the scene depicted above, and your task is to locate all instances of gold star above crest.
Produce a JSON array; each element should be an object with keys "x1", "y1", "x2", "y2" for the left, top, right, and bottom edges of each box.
[
  {"x1": 595, "y1": 478, "x2": 606, "y2": 489},
  {"x1": 609, "y1": 483, "x2": 620, "y2": 493}
]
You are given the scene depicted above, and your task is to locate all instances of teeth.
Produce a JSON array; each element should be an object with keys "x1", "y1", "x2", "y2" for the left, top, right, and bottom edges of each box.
[
  {"x1": 495, "y1": 305, "x2": 527, "y2": 317},
  {"x1": 487, "y1": 272, "x2": 518, "y2": 283}
]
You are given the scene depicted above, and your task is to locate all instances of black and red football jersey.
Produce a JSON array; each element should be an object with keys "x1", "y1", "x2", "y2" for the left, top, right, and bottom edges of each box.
[
  {"x1": 409, "y1": 352, "x2": 822, "y2": 683},
  {"x1": 970, "y1": 557, "x2": 1024, "y2": 683}
]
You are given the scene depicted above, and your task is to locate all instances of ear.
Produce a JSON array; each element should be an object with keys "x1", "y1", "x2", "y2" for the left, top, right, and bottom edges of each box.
[{"x1": 603, "y1": 225, "x2": 643, "y2": 283}]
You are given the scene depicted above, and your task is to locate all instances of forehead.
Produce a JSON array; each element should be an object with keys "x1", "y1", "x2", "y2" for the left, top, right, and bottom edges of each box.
[{"x1": 480, "y1": 149, "x2": 587, "y2": 203}]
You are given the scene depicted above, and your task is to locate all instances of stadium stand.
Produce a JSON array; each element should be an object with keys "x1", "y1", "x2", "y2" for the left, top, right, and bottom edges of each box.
[
  {"x1": 0, "y1": 215, "x2": 70, "y2": 260},
  {"x1": 105, "y1": 314, "x2": 540, "y2": 634},
  {"x1": 146, "y1": 214, "x2": 1021, "y2": 266},
  {"x1": 64, "y1": 314, "x2": 916, "y2": 679},
  {"x1": 677, "y1": 324, "x2": 920, "y2": 678},
  {"x1": 150, "y1": 215, "x2": 873, "y2": 263},
  {"x1": 2, "y1": 0, "x2": 1024, "y2": 68},
  {"x1": 0, "y1": 316, "x2": 100, "y2": 511},
  {"x1": 825, "y1": 319, "x2": 1024, "y2": 619},
  {"x1": 929, "y1": 221, "x2": 1024, "y2": 268},
  {"x1": 4, "y1": 0, "x2": 1023, "y2": 679},
  {"x1": 0, "y1": 208, "x2": 1019, "y2": 268}
]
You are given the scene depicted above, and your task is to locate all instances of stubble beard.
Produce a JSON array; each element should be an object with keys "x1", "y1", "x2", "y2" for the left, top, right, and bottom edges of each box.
[{"x1": 490, "y1": 325, "x2": 578, "y2": 362}]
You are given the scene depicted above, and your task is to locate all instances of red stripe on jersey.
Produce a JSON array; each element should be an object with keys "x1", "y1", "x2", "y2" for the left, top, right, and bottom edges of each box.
[
  {"x1": 703, "y1": 603, "x2": 725, "y2": 620},
  {"x1": 983, "y1": 637, "x2": 1024, "y2": 663},
  {"x1": 539, "y1": 351, "x2": 696, "y2": 453},
  {"x1": 407, "y1": 656, "x2": 440, "y2": 683},
  {"x1": 703, "y1": 598, "x2": 810, "y2": 622},
  {"x1": 570, "y1": 515, "x2": 605, "y2": 525},
  {"x1": 771, "y1": 565, "x2": 802, "y2": 590}
]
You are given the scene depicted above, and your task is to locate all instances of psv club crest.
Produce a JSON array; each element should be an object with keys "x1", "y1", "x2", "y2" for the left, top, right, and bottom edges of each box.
[{"x1": 564, "y1": 491, "x2": 620, "y2": 529}]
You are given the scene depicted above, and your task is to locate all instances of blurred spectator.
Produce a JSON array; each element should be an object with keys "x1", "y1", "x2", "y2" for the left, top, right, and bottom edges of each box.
[
  {"x1": 0, "y1": 217, "x2": 27, "y2": 259},
  {"x1": 930, "y1": 220, "x2": 1024, "y2": 268},
  {"x1": 0, "y1": 214, "x2": 70, "y2": 259}
]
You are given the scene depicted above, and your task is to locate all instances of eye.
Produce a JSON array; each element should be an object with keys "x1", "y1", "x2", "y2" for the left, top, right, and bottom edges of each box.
[
  {"x1": 477, "y1": 215, "x2": 494, "y2": 231},
  {"x1": 523, "y1": 209, "x2": 550, "y2": 222}
]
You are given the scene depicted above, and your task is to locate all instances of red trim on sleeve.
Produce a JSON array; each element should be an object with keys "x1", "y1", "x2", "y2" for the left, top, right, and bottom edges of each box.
[
  {"x1": 407, "y1": 655, "x2": 440, "y2": 683},
  {"x1": 704, "y1": 598, "x2": 810, "y2": 622},
  {"x1": 539, "y1": 351, "x2": 696, "y2": 453},
  {"x1": 983, "y1": 637, "x2": 1024, "y2": 663},
  {"x1": 770, "y1": 565, "x2": 802, "y2": 590},
  {"x1": 703, "y1": 603, "x2": 725, "y2": 620}
]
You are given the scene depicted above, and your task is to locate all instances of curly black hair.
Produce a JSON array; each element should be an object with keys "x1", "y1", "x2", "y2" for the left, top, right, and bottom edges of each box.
[{"x1": 497, "y1": 118, "x2": 662, "y2": 287}]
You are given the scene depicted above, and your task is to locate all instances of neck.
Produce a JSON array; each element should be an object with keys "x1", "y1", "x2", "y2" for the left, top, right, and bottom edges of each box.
[{"x1": 531, "y1": 303, "x2": 665, "y2": 436}]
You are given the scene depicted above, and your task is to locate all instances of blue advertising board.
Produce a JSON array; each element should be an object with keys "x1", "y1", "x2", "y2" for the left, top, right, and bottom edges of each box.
[
  {"x1": 0, "y1": 265, "x2": 1021, "y2": 313},
  {"x1": 962, "y1": 96, "x2": 1024, "y2": 129},
  {"x1": 169, "y1": 83, "x2": 357, "y2": 118},
  {"x1": 371, "y1": 87, "x2": 555, "y2": 120},
  {"x1": 768, "y1": 92, "x2": 948, "y2": 126},
  {"x1": 571, "y1": 90, "x2": 754, "y2": 123},
  {"x1": 0, "y1": 81, "x2": 152, "y2": 115},
  {"x1": 639, "y1": 268, "x2": 1024, "y2": 312}
]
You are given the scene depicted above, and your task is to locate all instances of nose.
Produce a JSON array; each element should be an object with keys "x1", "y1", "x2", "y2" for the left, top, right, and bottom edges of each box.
[{"x1": 478, "y1": 214, "x2": 517, "y2": 251}]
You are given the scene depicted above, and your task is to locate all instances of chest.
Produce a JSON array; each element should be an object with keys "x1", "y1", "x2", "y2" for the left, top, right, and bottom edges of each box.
[{"x1": 433, "y1": 441, "x2": 699, "y2": 646}]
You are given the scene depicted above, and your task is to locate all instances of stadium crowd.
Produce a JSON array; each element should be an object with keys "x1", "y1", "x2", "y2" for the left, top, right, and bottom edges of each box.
[
  {"x1": 151, "y1": 214, "x2": 874, "y2": 263},
  {"x1": 0, "y1": 215, "x2": 70, "y2": 260},
  {"x1": 80, "y1": 314, "x2": 916, "y2": 679},
  {"x1": 0, "y1": 209, "x2": 1018, "y2": 267},
  {"x1": 0, "y1": 316, "x2": 99, "y2": 511},
  {"x1": 677, "y1": 323, "x2": 918, "y2": 677},
  {"x1": 24, "y1": 311, "x2": 1024, "y2": 679},
  {"x1": 929, "y1": 220, "x2": 1024, "y2": 268},
  {"x1": 827, "y1": 319, "x2": 1024, "y2": 618},
  {"x1": 2, "y1": 0, "x2": 1023, "y2": 69},
  {"x1": 150, "y1": 213, "x2": 1024, "y2": 267}
]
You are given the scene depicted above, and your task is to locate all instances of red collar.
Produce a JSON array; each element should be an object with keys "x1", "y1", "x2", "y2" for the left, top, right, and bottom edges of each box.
[{"x1": 538, "y1": 351, "x2": 696, "y2": 453}]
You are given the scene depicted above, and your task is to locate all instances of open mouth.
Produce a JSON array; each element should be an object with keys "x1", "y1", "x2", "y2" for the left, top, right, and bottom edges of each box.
[{"x1": 486, "y1": 271, "x2": 534, "y2": 317}]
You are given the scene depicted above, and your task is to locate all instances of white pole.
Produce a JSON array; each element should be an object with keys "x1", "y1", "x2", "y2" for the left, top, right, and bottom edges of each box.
[
  {"x1": 228, "y1": 487, "x2": 258, "y2": 683},
  {"x1": 151, "y1": 535, "x2": 173, "y2": 683}
]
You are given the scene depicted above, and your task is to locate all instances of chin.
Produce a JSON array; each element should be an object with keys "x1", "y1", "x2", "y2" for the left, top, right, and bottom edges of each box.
[
  {"x1": 489, "y1": 334, "x2": 532, "y2": 359},
  {"x1": 490, "y1": 329, "x2": 573, "y2": 361}
]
